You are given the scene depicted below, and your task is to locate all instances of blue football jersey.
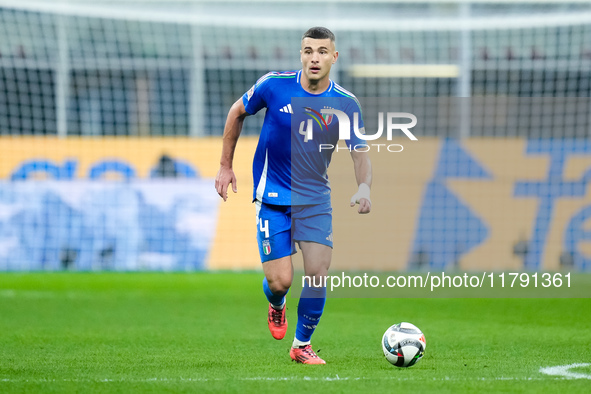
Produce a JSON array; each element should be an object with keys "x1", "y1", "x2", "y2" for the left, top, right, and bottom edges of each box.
[{"x1": 243, "y1": 70, "x2": 365, "y2": 206}]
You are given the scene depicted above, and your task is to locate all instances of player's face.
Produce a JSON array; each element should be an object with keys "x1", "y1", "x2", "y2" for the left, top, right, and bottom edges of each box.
[{"x1": 300, "y1": 38, "x2": 338, "y2": 83}]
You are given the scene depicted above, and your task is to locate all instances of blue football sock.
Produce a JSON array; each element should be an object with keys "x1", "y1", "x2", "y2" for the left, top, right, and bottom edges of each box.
[
  {"x1": 295, "y1": 284, "x2": 326, "y2": 343},
  {"x1": 263, "y1": 277, "x2": 287, "y2": 307}
]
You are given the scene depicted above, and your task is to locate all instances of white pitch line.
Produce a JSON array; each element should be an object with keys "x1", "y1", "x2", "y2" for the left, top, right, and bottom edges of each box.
[
  {"x1": 0, "y1": 376, "x2": 555, "y2": 383},
  {"x1": 540, "y1": 363, "x2": 591, "y2": 380}
]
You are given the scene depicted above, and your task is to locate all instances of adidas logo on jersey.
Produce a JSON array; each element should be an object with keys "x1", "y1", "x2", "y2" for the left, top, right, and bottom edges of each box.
[{"x1": 279, "y1": 104, "x2": 293, "y2": 114}]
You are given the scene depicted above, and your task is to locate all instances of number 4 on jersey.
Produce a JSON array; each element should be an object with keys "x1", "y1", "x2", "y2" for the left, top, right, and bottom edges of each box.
[{"x1": 299, "y1": 119, "x2": 313, "y2": 142}]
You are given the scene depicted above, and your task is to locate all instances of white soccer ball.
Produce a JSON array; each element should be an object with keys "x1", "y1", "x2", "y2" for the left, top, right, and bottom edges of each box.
[{"x1": 382, "y1": 322, "x2": 426, "y2": 367}]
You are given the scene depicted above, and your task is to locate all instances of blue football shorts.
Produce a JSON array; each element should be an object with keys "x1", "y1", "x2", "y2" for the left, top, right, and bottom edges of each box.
[{"x1": 255, "y1": 200, "x2": 333, "y2": 263}]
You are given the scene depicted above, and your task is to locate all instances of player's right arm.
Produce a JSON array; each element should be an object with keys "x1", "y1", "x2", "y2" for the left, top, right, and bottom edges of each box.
[{"x1": 215, "y1": 98, "x2": 249, "y2": 202}]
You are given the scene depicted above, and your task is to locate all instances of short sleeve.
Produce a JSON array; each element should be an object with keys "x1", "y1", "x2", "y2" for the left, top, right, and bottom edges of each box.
[{"x1": 242, "y1": 73, "x2": 272, "y2": 115}]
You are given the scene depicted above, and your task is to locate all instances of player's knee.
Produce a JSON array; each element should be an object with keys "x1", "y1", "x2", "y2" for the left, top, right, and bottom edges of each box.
[
  {"x1": 268, "y1": 276, "x2": 292, "y2": 295},
  {"x1": 304, "y1": 272, "x2": 328, "y2": 288},
  {"x1": 304, "y1": 267, "x2": 329, "y2": 281}
]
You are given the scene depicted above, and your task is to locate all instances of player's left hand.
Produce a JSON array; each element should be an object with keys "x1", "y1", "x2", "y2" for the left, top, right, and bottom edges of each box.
[{"x1": 350, "y1": 183, "x2": 371, "y2": 214}]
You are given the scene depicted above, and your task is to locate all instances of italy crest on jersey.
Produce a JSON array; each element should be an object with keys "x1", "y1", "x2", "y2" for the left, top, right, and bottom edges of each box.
[{"x1": 322, "y1": 106, "x2": 334, "y2": 125}]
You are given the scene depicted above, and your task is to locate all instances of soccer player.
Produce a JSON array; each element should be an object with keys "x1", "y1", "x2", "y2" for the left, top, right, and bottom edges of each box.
[{"x1": 215, "y1": 27, "x2": 372, "y2": 364}]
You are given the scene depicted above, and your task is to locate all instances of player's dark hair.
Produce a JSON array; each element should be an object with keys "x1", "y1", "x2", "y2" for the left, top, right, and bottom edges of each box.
[{"x1": 302, "y1": 27, "x2": 335, "y2": 43}]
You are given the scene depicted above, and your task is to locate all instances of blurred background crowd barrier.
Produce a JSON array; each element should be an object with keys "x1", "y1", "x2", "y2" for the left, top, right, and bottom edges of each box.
[{"x1": 1, "y1": 0, "x2": 591, "y2": 271}]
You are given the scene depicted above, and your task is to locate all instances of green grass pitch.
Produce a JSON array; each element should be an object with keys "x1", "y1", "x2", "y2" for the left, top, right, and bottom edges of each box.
[{"x1": 0, "y1": 272, "x2": 590, "y2": 393}]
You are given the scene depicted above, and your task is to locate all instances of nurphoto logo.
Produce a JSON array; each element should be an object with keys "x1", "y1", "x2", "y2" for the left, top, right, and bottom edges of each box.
[{"x1": 299, "y1": 110, "x2": 418, "y2": 152}]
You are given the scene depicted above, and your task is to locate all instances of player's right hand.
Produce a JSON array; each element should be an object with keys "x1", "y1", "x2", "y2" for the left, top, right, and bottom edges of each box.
[{"x1": 215, "y1": 165, "x2": 237, "y2": 202}]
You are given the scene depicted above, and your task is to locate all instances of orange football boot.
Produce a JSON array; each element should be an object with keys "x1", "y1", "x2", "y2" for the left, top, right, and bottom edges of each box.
[
  {"x1": 267, "y1": 303, "x2": 287, "y2": 340},
  {"x1": 289, "y1": 345, "x2": 326, "y2": 364}
]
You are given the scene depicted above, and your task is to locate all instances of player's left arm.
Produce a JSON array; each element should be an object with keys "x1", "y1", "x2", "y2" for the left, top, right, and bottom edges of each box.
[{"x1": 350, "y1": 149, "x2": 372, "y2": 214}]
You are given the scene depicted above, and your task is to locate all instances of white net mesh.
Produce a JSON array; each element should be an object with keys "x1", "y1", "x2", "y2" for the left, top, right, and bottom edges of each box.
[{"x1": 2, "y1": 1, "x2": 591, "y2": 137}]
